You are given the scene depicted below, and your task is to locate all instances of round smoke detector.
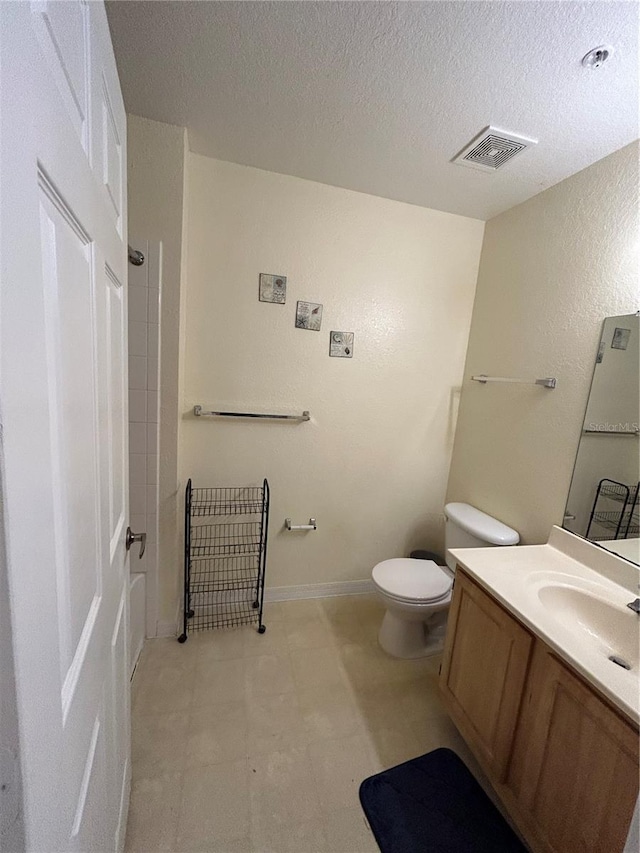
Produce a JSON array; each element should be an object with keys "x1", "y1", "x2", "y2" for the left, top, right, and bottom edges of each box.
[{"x1": 582, "y1": 45, "x2": 613, "y2": 69}]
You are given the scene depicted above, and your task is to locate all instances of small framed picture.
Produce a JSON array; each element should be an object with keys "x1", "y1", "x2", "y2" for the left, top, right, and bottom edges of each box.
[
  {"x1": 611, "y1": 327, "x2": 631, "y2": 350},
  {"x1": 259, "y1": 273, "x2": 287, "y2": 304},
  {"x1": 329, "y1": 331, "x2": 354, "y2": 358},
  {"x1": 295, "y1": 301, "x2": 323, "y2": 331}
]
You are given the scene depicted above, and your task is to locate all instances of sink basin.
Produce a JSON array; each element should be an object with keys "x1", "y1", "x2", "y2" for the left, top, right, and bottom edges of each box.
[{"x1": 537, "y1": 584, "x2": 639, "y2": 671}]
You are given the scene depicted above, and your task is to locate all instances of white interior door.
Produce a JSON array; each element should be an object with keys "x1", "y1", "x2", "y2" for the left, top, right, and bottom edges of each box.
[{"x1": 0, "y1": 2, "x2": 130, "y2": 850}]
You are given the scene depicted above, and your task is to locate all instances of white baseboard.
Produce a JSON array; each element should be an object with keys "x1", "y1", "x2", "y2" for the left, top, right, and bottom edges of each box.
[
  {"x1": 155, "y1": 619, "x2": 177, "y2": 638},
  {"x1": 264, "y1": 579, "x2": 374, "y2": 602},
  {"x1": 154, "y1": 597, "x2": 182, "y2": 638},
  {"x1": 154, "y1": 581, "x2": 374, "y2": 633}
]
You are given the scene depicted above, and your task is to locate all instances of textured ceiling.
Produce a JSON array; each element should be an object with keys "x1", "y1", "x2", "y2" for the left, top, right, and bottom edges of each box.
[{"x1": 106, "y1": 1, "x2": 639, "y2": 220}]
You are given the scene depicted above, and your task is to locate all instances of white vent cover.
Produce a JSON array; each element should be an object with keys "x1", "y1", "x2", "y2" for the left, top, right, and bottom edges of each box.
[{"x1": 453, "y1": 126, "x2": 537, "y2": 172}]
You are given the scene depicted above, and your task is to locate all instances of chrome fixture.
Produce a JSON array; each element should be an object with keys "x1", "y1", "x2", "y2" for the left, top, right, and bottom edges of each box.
[
  {"x1": 285, "y1": 517, "x2": 317, "y2": 531},
  {"x1": 583, "y1": 428, "x2": 639, "y2": 436},
  {"x1": 471, "y1": 374, "x2": 557, "y2": 389},
  {"x1": 582, "y1": 46, "x2": 613, "y2": 69},
  {"x1": 608, "y1": 655, "x2": 631, "y2": 670},
  {"x1": 125, "y1": 526, "x2": 146, "y2": 558},
  {"x1": 626, "y1": 597, "x2": 640, "y2": 614},
  {"x1": 194, "y1": 405, "x2": 310, "y2": 421},
  {"x1": 128, "y1": 245, "x2": 145, "y2": 266}
]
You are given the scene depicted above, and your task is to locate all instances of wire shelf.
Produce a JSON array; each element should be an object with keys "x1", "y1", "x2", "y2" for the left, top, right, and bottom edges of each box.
[
  {"x1": 599, "y1": 482, "x2": 636, "y2": 503},
  {"x1": 188, "y1": 591, "x2": 260, "y2": 632},
  {"x1": 190, "y1": 522, "x2": 262, "y2": 557},
  {"x1": 592, "y1": 511, "x2": 627, "y2": 530},
  {"x1": 190, "y1": 486, "x2": 264, "y2": 517},
  {"x1": 179, "y1": 478, "x2": 270, "y2": 642},
  {"x1": 585, "y1": 478, "x2": 638, "y2": 542},
  {"x1": 190, "y1": 556, "x2": 260, "y2": 593}
]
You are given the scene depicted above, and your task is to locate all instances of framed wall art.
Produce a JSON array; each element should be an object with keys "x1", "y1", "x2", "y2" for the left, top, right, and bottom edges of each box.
[
  {"x1": 329, "y1": 331, "x2": 354, "y2": 358},
  {"x1": 295, "y1": 301, "x2": 323, "y2": 331},
  {"x1": 611, "y1": 327, "x2": 631, "y2": 350},
  {"x1": 259, "y1": 273, "x2": 287, "y2": 304}
]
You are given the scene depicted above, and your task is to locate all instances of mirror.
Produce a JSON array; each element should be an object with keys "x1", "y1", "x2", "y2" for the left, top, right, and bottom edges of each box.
[{"x1": 564, "y1": 313, "x2": 639, "y2": 565}]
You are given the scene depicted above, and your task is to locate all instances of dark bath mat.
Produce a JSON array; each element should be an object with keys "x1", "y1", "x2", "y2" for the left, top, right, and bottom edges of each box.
[{"x1": 359, "y1": 747, "x2": 527, "y2": 853}]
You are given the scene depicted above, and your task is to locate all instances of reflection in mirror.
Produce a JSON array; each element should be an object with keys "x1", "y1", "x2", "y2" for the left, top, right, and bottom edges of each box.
[{"x1": 564, "y1": 313, "x2": 639, "y2": 566}]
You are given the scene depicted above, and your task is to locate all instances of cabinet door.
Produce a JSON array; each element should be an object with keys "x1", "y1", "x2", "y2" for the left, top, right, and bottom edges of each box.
[
  {"x1": 513, "y1": 644, "x2": 639, "y2": 853},
  {"x1": 439, "y1": 570, "x2": 533, "y2": 780}
]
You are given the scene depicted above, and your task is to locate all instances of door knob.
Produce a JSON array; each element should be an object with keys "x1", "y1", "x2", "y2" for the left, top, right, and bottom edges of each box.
[{"x1": 126, "y1": 526, "x2": 146, "y2": 558}]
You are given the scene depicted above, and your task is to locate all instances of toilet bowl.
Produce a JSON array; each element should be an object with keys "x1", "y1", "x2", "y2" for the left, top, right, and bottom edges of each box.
[
  {"x1": 372, "y1": 558, "x2": 453, "y2": 658},
  {"x1": 372, "y1": 503, "x2": 519, "y2": 659}
]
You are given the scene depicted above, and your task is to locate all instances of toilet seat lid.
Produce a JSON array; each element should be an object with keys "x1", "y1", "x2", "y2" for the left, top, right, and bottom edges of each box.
[{"x1": 372, "y1": 558, "x2": 452, "y2": 603}]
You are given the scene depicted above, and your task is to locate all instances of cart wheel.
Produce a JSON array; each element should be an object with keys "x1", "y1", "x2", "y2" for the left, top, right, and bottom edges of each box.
[
  {"x1": 177, "y1": 633, "x2": 188, "y2": 643},
  {"x1": 257, "y1": 625, "x2": 266, "y2": 634},
  {"x1": 187, "y1": 609, "x2": 195, "y2": 619},
  {"x1": 252, "y1": 600, "x2": 259, "y2": 609}
]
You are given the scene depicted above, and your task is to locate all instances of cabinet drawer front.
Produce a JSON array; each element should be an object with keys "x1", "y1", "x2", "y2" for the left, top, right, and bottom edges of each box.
[{"x1": 440, "y1": 571, "x2": 533, "y2": 779}]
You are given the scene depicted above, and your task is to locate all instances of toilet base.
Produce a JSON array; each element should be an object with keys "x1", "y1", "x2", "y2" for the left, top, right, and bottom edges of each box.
[{"x1": 378, "y1": 609, "x2": 447, "y2": 659}]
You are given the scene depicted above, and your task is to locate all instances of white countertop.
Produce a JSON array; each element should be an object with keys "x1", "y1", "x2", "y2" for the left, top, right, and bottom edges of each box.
[{"x1": 450, "y1": 526, "x2": 640, "y2": 725}]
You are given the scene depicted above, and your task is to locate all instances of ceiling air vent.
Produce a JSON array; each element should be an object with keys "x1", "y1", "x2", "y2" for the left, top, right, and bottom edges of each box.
[{"x1": 453, "y1": 126, "x2": 537, "y2": 172}]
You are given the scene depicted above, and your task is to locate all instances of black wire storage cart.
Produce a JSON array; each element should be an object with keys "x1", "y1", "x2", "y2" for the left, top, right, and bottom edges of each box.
[
  {"x1": 178, "y1": 478, "x2": 270, "y2": 642},
  {"x1": 586, "y1": 478, "x2": 640, "y2": 541}
]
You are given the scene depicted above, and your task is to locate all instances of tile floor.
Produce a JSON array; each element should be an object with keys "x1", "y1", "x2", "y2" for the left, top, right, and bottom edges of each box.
[{"x1": 126, "y1": 594, "x2": 482, "y2": 853}]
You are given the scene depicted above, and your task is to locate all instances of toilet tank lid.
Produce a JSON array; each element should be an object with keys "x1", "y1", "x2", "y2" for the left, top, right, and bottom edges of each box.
[{"x1": 444, "y1": 502, "x2": 520, "y2": 546}]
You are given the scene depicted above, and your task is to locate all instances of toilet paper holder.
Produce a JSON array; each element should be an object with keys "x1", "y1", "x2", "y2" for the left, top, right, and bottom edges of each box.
[{"x1": 285, "y1": 517, "x2": 317, "y2": 531}]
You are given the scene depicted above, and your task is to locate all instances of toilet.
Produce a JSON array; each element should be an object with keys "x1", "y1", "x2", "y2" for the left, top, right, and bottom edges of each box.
[{"x1": 372, "y1": 502, "x2": 520, "y2": 659}]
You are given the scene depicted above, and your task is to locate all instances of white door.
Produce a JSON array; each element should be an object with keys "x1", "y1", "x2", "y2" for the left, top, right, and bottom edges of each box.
[{"x1": 0, "y1": 2, "x2": 131, "y2": 850}]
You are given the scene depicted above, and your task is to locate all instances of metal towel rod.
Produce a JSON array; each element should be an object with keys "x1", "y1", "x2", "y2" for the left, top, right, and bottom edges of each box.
[
  {"x1": 285, "y1": 518, "x2": 317, "y2": 531},
  {"x1": 583, "y1": 428, "x2": 639, "y2": 436},
  {"x1": 193, "y1": 405, "x2": 310, "y2": 421},
  {"x1": 471, "y1": 374, "x2": 557, "y2": 389}
]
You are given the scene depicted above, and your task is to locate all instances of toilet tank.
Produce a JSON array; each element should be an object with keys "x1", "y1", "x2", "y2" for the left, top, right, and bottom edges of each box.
[{"x1": 444, "y1": 502, "x2": 520, "y2": 571}]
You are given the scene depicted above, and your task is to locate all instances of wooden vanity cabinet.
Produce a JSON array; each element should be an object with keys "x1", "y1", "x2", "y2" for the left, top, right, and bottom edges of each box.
[
  {"x1": 510, "y1": 643, "x2": 639, "y2": 853},
  {"x1": 440, "y1": 569, "x2": 640, "y2": 853},
  {"x1": 439, "y1": 569, "x2": 533, "y2": 780}
]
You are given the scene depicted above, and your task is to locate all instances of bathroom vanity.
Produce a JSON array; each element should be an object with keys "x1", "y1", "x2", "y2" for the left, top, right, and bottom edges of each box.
[{"x1": 439, "y1": 527, "x2": 639, "y2": 853}]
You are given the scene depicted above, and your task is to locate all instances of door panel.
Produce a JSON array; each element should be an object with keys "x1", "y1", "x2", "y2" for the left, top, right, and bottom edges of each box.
[
  {"x1": 0, "y1": 2, "x2": 130, "y2": 850},
  {"x1": 105, "y1": 264, "x2": 127, "y2": 550},
  {"x1": 39, "y1": 187, "x2": 102, "y2": 677},
  {"x1": 102, "y1": 83, "x2": 124, "y2": 230},
  {"x1": 30, "y1": 0, "x2": 89, "y2": 151}
]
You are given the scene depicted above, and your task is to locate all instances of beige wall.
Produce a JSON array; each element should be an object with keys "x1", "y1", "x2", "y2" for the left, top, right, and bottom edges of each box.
[
  {"x1": 127, "y1": 115, "x2": 186, "y2": 629},
  {"x1": 181, "y1": 155, "x2": 485, "y2": 588},
  {"x1": 447, "y1": 143, "x2": 640, "y2": 545}
]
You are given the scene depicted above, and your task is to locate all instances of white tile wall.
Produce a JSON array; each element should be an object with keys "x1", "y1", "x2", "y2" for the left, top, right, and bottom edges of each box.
[
  {"x1": 128, "y1": 286, "x2": 148, "y2": 323},
  {"x1": 129, "y1": 356, "x2": 148, "y2": 391},
  {"x1": 130, "y1": 485, "x2": 147, "y2": 516},
  {"x1": 128, "y1": 239, "x2": 161, "y2": 614},
  {"x1": 147, "y1": 357, "x2": 159, "y2": 391},
  {"x1": 129, "y1": 423, "x2": 147, "y2": 455},
  {"x1": 130, "y1": 453, "x2": 147, "y2": 486},
  {"x1": 129, "y1": 390, "x2": 147, "y2": 423},
  {"x1": 128, "y1": 321, "x2": 148, "y2": 357},
  {"x1": 146, "y1": 423, "x2": 158, "y2": 455}
]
